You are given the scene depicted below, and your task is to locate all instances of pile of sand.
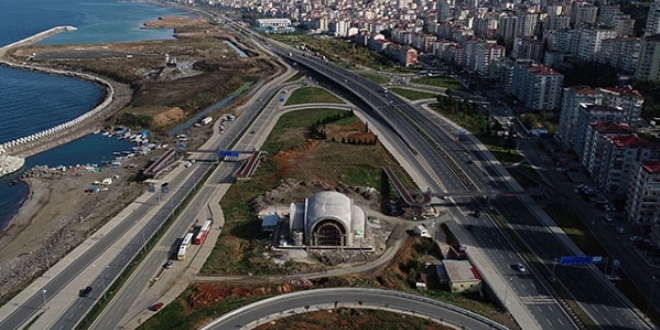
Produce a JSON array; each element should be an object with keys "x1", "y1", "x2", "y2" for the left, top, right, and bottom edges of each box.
[{"x1": 152, "y1": 107, "x2": 185, "y2": 128}]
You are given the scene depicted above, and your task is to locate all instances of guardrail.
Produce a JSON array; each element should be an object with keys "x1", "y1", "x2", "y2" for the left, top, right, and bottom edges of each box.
[{"x1": 199, "y1": 287, "x2": 509, "y2": 330}]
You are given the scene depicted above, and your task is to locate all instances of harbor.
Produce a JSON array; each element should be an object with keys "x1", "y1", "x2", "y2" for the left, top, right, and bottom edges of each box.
[{"x1": 0, "y1": 26, "x2": 133, "y2": 168}]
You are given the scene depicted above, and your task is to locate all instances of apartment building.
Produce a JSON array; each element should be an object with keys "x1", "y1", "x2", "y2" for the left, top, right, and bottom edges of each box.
[
  {"x1": 600, "y1": 136, "x2": 660, "y2": 195},
  {"x1": 597, "y1": 37, "x2": 640, "y2": 73},
  {"x1": 597, "y1": 86, "x2": 645, "y2": 127},
  {"x1": 627, "y1": 161, "x2": 660, "y2": 227},
  {"x1": 507, "y1": 62, "x2": 563, "y2": 111},
  {"x1": 645, "y1": 0, "x2": 660, "y2": 36},
  {"x1": 581, "y1": 122, "x2": 635, "y2": 180},
  {"x1": 511, "y1": 36, "x2": 544, "y2": 62},
  {"x1": 576, "y1": 28, "x2": 617, "y2": 61},
  {"x1": 476, "y1": 43, "x2": 506, "y2": 75},
  {"x1": 574, "y1": 104, "x2": 626, "y2": 159},
  {"x1": 637, "y1": 34, "x2": 660, "y2": 81}
]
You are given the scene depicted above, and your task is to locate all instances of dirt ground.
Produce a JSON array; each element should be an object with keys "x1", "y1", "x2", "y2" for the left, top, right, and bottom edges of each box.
[{"x1": 0, "y1": 15, "x2": 282, "y2": 300}]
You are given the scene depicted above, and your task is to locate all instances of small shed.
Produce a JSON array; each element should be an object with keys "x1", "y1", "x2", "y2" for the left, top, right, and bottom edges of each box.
[
  {"x1": 441, "y1": 260, "x2": 482, "y2": 293},
  {"x1": 261, "y1": 213, "x2": 280, "y2": 232}
]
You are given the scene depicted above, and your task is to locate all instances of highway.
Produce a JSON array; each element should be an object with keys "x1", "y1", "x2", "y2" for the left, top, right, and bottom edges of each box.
[
  {"x1": 283, "y1": 49, "x2": 652, "y2": 329},
  {"x1": 200, "y1": 288, "x2": 509, "y2": 330},
  {"x1": 88, "y1": 71, "x2": 299, "y2": 329},
  {"x1": 0, "y1": 159, "x2": 208, "y2": 330},
  {"x1": 273, "y1": 47, "x2": 575, "y2": 329}
]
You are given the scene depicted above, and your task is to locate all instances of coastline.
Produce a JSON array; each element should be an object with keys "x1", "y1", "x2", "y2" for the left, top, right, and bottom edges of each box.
[{"x1": 0, "y1": 27, "x2": 132, "y2": 159}]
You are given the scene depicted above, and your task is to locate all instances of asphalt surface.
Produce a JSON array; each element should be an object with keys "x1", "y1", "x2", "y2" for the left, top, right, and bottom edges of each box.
[
  {"x1": 0, "y1": 160, "x2": 207, "y2": 330},
  {"x1": 271, "y1": 46, "x2": 575, "y2": 329},
  {"x1": 88, "y1": 70, "x2": 294, "y2": 329},
  {"x1": 260, "y1": 37, "x2": 654, "y2": 328},
  {"x1": 200, "y1": 288, "x2": 508, "y2": 330}
]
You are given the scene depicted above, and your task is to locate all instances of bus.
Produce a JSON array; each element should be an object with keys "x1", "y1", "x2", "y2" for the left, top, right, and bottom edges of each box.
[
  {"x1": 177, "y1": 233, "x2": 194, "y2": 260},
  {"x1": 194, "y1": 220, "x2": 213, "y2": 245}
]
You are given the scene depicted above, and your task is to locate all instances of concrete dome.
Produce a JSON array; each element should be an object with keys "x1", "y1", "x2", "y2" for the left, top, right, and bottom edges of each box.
[{"x1": 306, "y1": 191, "x2": 352, "y2": 232}]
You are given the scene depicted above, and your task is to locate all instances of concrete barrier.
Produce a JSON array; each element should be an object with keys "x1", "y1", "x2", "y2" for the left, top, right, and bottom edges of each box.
[{"x1": 0, "y1": 26, "x2": 118, "y2": 156}]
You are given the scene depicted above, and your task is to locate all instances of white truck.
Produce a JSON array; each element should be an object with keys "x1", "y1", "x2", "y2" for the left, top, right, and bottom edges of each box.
[{"x1": 201, "y1": 116, "x2": 213, "y2": 125}]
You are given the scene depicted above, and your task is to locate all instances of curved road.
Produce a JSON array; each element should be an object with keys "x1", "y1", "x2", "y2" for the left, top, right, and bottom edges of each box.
[{"x1": 200, "y1": 288, "x2": 509, "y2": 330}]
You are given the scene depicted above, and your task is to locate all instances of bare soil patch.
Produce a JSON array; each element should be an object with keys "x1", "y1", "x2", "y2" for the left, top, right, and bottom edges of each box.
[{"x1": 9, "y1": 15, "x2": 281, "y2": 135}]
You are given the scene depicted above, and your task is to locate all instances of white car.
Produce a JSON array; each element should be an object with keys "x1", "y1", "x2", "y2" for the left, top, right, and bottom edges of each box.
[{"x1": 515, "y1": 263, "x2": 526, "y2": 272}]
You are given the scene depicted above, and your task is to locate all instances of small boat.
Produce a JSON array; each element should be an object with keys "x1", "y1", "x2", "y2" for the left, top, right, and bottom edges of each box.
[
  {"x1": 113, "y1": 152, "x2": 121, "y2": 155},
  {"x1": 102, "y1": 131, "x2": 110, "y2": 136},
  {"x1": 93, "y1": 130, "x2": 100, "y2": 134}
]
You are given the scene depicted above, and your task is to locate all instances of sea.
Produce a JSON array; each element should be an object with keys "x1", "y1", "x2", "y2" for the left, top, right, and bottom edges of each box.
[{"x1": 0, "y1": 0, "x2": 191, "y2": 229}]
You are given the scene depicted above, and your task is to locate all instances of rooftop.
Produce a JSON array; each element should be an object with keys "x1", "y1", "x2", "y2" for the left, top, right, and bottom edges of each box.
[
  {"x1": 643, "y1": 161, "x2": 660, "y2": 174},
  {"x1": 442, "y1": 259, "x2": 482, "y2": 283}
]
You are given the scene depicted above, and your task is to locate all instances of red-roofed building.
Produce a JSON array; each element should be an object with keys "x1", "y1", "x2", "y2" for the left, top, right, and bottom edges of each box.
[
  {"x1": 599, "y1": 135, "x2": 660, "y2": 195},
  {"x1": 558, "y1": 86, "x2": 604, "y2": 151},
  {"x1": 507, "y1": 62, "x2": 564, "y2": 111},
  {"x1": 597, "y1": 86, "x2": 644, "y2": 126},
  {"x1": 574, "y1": 104, "x2": 625, "y2": 159},
  {"x1": 627, "y1": 161, "x2": 660, "y2": 227},
  {"x1": 581, "y1": 121, "x2": 635, "y2": 178},
  {"x1": 440, "y1": 260, "x2": 482, "y2": 293}
]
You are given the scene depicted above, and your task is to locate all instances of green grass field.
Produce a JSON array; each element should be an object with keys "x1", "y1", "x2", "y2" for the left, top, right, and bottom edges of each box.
[
  {"x1": 360, "y1": 73, "x2": 390, "y2": 84},
  {"x1": 410, "y1": 76, "x2": 464, "y2": 90},
  {"x1": 389, "y1": 87, "x2": 437, "y2": 101},
  {"x1": 285, "y1": 87, "x2": 344, "y2": 106}
]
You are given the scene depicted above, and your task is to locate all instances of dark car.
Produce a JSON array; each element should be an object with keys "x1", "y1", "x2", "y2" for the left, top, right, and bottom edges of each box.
[
  {"x1": 81, "y1": 286, "x2": 92, "y2": 297},
  {"x1": 164, "y1": 260, "x2": 173, "y2": 269},
  {"x1": 161, "y1": 182, "x2": 169, "y2": 193}
]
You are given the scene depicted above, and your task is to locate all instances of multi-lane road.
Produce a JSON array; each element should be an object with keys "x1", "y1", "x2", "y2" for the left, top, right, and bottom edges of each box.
[
  {"x1": 201, "y1": 288, "x2": 509, "y2": 330},
  {"x1": 265, "y1": 41, "x2": 653, "y2": 329}
]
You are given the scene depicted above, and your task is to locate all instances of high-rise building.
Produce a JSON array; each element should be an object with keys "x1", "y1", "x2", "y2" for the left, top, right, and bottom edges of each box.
[
  {"x1": 576, "y1": 28, "x2": 617, "y2": 61},
  {"x1": 627, "y1": 161, "x2": 660, "y2": 227},
  {"x1": 508, "y1": 63, "x2": 564, "y2": 111},
  {"x1": 637, "y1": 34, "x2": 660, "y2": 81},
  {"x1": 597, "y1": 37, "x2": 640, "y2": 73},
  {"x1": 600, "y1": 136, "x2": 660, "y2": 195},
  {"x1": 557, "y1": 86, "x2": 603, "y2": 150},
  {"x1": 597, "y1": 86, "x2": 645, "y2": 126},
  {"x1": 574, "y1": 104, "x2": 627, "y2": 159},
  {"x1": 645, "y1": 0, "x2": 660, "y2": 36},
  {"x1": 581, "y1": 122, "x2": 635, "y2": 180}
]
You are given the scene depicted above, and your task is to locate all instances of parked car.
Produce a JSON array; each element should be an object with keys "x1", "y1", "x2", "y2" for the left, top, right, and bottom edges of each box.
[
  {"x1": 151, "y1": 302, "x2": 164, "y2": 311},
  {"x1": 164, "y1": 260, "x2": 173, "y2": 269}
]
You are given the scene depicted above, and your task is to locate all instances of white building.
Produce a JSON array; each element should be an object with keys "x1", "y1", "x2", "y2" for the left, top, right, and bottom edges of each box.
[
  {"x1": 288, "y1": 191, "x2": 366, "y2": 247},
  {"x1": 574, "y1": 104, "x2": 626, "y2": 158},
  {"x1": 627, "y1": 161, "x2": 660, "y2": 227},
  {"x1": 255, "y1": 18, "x2": 292, "y2": 28},
  {"x1": 508, "y1": 63, "x2": 564, "y2": 111},
  {"x1": 576, "y1": 28, "x2": 617, "y2": 61},
  {"x1": 581, "y1": 122, "x2": 635, "y2": 179},
  {"x1": 600, "y1": 136, "x2": 660, "y2": 195}
]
